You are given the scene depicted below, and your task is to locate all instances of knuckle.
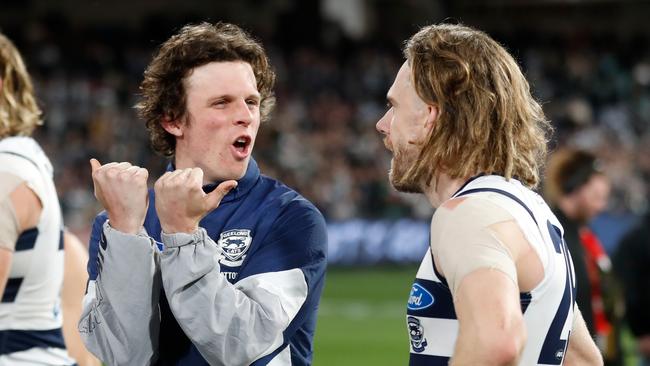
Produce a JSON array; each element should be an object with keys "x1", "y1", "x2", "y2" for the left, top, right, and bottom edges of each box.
[{"x1": 105, "y1": 169, "x2": 117, "y2": 179}]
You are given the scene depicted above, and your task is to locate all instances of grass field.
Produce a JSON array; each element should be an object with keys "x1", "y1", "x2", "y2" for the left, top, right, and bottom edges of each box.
[{"x1": 313, "y1": 266, "x2": 418, "y2": 366}]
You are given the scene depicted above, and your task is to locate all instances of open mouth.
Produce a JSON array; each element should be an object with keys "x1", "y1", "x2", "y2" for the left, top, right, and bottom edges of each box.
[{"x1": 232, "y1": 135, "x2": 252, "y2": 158}]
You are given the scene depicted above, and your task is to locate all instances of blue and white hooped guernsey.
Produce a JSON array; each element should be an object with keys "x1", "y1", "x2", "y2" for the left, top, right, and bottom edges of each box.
[
  {"x1": 407, "y1": 175, "x2": 576, "y2": 366},
  {"x1": 0, "y1": 137, "x2": 75, "y2": 365}
]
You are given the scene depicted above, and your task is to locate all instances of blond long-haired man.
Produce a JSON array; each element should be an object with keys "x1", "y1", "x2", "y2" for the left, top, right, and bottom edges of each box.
[
  {"x1": 376, "y1": 24, "x2": 603, "y2": 365},
  {"x1": 0, "y1": 32, "x2": 98, "y2": 366}
]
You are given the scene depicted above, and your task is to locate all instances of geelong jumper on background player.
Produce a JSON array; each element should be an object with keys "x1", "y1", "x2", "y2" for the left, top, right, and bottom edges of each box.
[{"x1": 0, "y1": 137, "x2": 76, "y2": 366}]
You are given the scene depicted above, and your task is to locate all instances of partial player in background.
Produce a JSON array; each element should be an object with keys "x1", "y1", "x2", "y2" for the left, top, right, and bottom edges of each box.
[
  {"x1": 79, "y1": 22, "x2": 328, "y2": 366},
  {"x1": 376, "y1": 23, "x2": 603, "y2": 365},
  {"x1": 0, "y1": 32, "x2": 98, "y2": 365},
  {"x1": 615, "y1": 211, "x2": 650, "y2": 366},
  {"x1": 545, "y1": 148, "x2": 623, "y2": 365}
]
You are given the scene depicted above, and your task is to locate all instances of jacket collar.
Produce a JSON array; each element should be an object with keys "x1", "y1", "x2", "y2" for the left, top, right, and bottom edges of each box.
[{"x1": 165, "y1": 158, "x2": 260, "y2": 203}]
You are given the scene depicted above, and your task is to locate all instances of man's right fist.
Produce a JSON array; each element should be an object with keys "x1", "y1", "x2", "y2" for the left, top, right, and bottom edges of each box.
[{"x1": 90, "y1": 158, "x2": 149, "y2": 234}]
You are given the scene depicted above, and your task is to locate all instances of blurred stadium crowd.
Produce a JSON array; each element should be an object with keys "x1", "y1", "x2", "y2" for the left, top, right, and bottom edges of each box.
[{"x1": 2, "y1": 8, "x2": 649, "y2": 244}]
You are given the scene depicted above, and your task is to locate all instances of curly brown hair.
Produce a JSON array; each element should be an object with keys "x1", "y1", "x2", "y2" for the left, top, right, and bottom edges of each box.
[
  {"x1": 0, "y1": 32, "x2": 42, "y2": 138},
  {"x1": 401, "y1": 23, "x2": 552, "y2": 188},
  {"x1": 136, "y1": 22, "x2": 276, "y2": 157}
]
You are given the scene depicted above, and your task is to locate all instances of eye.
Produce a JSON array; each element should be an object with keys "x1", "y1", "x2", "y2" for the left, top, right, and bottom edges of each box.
[
  {"x1": 246, "y1": 99, "x2": 260, "y2": 107},
  {"x1": 212, "y1": 99, "x2": 227, "y2": 108}
]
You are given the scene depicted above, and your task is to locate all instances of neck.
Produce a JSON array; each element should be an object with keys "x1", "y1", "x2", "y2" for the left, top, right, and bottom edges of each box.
[
  {"x1": 422, "y1": 173, "x2": 468, "y2": 208},
  {"x1": 173, "y1": 154, "x2": 213, "y2": 185}
]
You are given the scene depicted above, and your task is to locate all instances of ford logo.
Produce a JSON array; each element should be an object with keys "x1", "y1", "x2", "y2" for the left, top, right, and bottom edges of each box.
[{"x1": 407, "y1": 283, "x2": 434, "y2": 311}]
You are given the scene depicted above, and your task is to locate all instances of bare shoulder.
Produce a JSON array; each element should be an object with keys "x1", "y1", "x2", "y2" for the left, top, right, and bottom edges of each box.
[
  {"x1": 9, "y1": 181, "x2": 43, "y2": 231},
  {"x1": 0, "y1": 172, "x2": 25, "y2": 199},
  {"x1": 431, "y1": 195, "x2": 515, "y2": 235}
]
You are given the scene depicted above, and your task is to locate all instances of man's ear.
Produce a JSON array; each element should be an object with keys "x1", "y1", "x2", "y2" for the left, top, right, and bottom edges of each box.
[
  {"x1": 424, "y1": 104, "x2": 439, "y2": 133},
  {"x1": 161, "y1": 117, "x2": 183, "y2": 137}
]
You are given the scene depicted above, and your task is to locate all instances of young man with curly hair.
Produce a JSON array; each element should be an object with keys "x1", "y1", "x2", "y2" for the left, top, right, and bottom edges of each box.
[{"x1": 79, "y1": 23, "x2": 327, "y2": 366}]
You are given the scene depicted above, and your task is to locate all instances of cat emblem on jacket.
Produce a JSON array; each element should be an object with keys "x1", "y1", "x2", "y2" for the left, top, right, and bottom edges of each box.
[{"x1": 217, "y1": 229, "x2": 253, "y2": 267}]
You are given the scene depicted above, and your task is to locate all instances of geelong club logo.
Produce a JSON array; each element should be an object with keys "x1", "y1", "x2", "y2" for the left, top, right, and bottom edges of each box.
[
  {"x1": 408, "y1": 316, "x2": 428, "y2": 353},
  {"x1": 217, "y1": 229, "x2": 252, "y2": 267}
]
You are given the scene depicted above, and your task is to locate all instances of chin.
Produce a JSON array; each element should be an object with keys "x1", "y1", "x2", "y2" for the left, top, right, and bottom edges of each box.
[
  {"x1": 388, "y1": 159, "x2": 422, "y2": 194},
  {"x1": 232, "y1": 161, "x2": 249, "y2": 180},
  {"x1": 391, "y1": 177, "x2": 422, "y2": 194}
]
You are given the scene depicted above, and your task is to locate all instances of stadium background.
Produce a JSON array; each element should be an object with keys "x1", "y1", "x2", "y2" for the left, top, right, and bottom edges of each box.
[{"x1": 2, "y1": 0, "x2": 650, "y2": 364}]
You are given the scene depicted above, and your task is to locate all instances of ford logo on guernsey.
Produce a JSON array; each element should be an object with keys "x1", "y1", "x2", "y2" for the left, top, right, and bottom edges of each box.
[{"x1": 407, "y1": 283, "x2": 434, "y2": 310}]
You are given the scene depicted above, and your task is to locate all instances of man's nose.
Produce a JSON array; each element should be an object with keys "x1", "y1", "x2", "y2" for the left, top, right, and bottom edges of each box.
[
  {"x1": 234, "y1": 99, "x2": 254, "y2": 126},
  {"x1": 376, "y1": 110, "x2": 390, "y2": 135}
]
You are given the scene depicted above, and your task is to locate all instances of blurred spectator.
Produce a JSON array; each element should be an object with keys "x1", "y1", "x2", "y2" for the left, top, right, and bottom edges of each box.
[
  {"x1": 615, "y1": 212, "x2": 650, "y2": 366},
  {"x1": 544, "y1": 148, "x2": 623, "y2": 365}
]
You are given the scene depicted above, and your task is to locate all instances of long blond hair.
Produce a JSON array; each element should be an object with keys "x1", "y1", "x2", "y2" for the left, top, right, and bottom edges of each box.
[
  {"x1": 0, "y1": 32, "x2": 42, "y2": 138},
  {"x1": 402, "y1": 24, "x2": 551, "y2": 188}
]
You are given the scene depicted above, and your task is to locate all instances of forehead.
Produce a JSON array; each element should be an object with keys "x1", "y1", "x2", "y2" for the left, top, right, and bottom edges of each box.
[
  {"x1": 185, "y1": 61, "x2": 258, "y2": 96},
  {"x1": 387, "y1": 61, "x2": 414, "y2": 98},
  {"x1": 586, "y1": 174, "x2": 610, "y2": 190},
  {"x1": 390, "y1": 61, "x2": 411, "y2": 91}
]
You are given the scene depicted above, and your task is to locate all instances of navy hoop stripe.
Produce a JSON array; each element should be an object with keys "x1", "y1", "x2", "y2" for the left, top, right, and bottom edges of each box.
[
  {"x1": 0, "y1": 328, "x2": 66, "y2": 355},
  {"x1": 409, "y1": 353, "x2": 450, "y2": 366},
  {"x1": 15, "y1": 228, "x2": 39, "y2": 252},
  {"x1": 1, "y1": 278, "x2": 23, "y2": 303},
  {"x1": 455, "y1": 187, "x2": 538, "y2": 226}
]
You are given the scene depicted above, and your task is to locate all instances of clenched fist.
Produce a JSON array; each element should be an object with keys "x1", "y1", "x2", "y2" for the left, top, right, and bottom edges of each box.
[
  {"x1": 154, "y1": 168, "x2": 237, "y2": 234},
  {"x1": 90, "y1": 158, "x2": 149, "y2": 234}
]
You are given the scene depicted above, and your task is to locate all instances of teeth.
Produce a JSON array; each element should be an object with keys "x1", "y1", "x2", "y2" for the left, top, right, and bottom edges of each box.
[{"x1": 236, "y1": 138, "x2": 246, "y2": 143}]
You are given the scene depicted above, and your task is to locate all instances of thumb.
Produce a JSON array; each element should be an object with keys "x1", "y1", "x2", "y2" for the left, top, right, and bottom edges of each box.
[
  {"x1": 89, "y1": 158, "x2": 104, "y2": 204},
  {"x1": 90, "y1": 158, "x2": 102, "y2": 174},
  {"x1": 205, "y1": 180, "x2": 238, "y2": 211}
]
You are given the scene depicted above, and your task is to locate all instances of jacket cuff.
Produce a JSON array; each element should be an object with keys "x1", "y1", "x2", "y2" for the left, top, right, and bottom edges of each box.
[{"x1": 161, "y1": 227, "x2": 208, "y2": 248}]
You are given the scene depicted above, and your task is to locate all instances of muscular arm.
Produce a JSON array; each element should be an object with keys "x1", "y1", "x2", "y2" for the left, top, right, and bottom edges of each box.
[
  {"x1": 563, "y1": 308, "x2": 603, "y2": 366},
  {"x1": 451, "y1": 268, "x2": 527, "y2": 366},
  {"x1": 0, "y1": 180, "x2": 41, "y2": 299},
  {"x1": 433, "y1": 196, "x2": 537, "y2": 365},
  {"x1": 61, "y1": 231, "x2": 100, "y2": 366}
]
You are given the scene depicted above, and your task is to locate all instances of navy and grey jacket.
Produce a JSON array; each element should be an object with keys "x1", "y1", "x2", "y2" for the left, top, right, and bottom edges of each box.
[{"x1": 79, "y1": 159, "x2": 328, "y2": 366}]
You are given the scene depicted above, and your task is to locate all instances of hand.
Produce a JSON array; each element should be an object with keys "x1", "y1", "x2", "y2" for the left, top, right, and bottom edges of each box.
[
  {"x1": 90, "y1": 159, "x2": 149, "y2": 234},
  {"x1": 154, "y1": 168, "x2": 237, "y2": 234}
]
